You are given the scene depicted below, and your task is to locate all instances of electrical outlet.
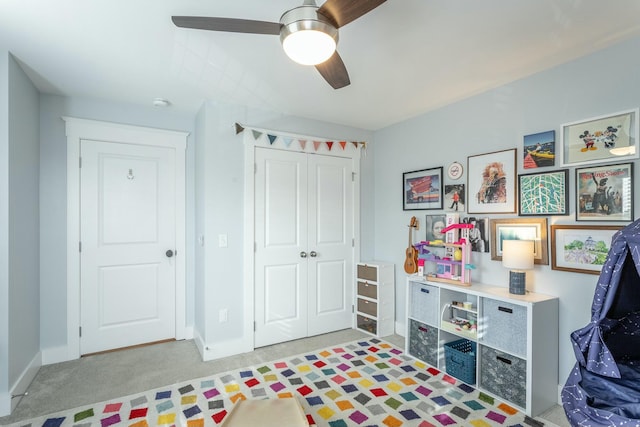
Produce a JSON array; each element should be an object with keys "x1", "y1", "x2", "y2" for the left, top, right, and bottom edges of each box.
[{"x1": 219, "y1": 308, "x2": 228, "y2": 323}]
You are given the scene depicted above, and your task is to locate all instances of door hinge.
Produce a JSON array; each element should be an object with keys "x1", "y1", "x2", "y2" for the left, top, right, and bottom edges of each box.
[
  {"x1": 351, "y1": 305, "x2": 354, "y2": 313},
  {"x1": 352, "y1": 172, "x2": 355, "y2": 182},
  {"x1": 79, "y1": 326, "x2": 82, "y2": 337},
  {"x1": 352, "y1": 238, "x2": 355, "y2": 247},
  {"x1": 79, "y1": 157, "x2": 82, "y2": 168},
  {"x1": 254, "y1": 242, "x2": 257, "y2": 252},
  {"x1": 253, "y1": 321, "x2": 256, "y2": 332},
  {"x1": 79, "y1": 241, "x2": 82, "y2": 252},
  {"x1": 254, "y1": 163, "x2": 257, "y2": 174}
]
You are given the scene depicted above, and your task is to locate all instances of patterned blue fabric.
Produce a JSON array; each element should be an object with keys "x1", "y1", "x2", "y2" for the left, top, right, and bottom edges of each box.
[{"x1": 563, "y1": 219, "x2": 640, "y2": 425}]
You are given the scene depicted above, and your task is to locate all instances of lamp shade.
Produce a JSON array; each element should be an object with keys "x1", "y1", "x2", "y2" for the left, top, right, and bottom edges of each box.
[{"x1": 502, "y1": 240, "x2": 534, "y2": 270}]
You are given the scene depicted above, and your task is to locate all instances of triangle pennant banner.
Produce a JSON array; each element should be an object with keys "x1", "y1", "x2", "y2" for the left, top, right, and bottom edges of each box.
[
  {"x1": 326, "y1": 141, "x2": 334, "y2": 151},
  {"x1": 267, "y1": 134, "x2": 277, "y2": 145},
  {"x1": 283, "y1": 137, "x2": 293, "y2": 147},
  {"x1": 339, "y1": 141, "x2": 347, "y2": 150},
  {"x1": 299, "y1": 140, "x2": 307, "y2": 150},
  {"x1": 235, "y1": 123, "x2": 244, "y2": 135},
  {"x1": 351, "y1": 141, "x2": 359, "y2": 149},
  {"x1": 252, "y1": 130, "x2": 263, "y2": 140}
]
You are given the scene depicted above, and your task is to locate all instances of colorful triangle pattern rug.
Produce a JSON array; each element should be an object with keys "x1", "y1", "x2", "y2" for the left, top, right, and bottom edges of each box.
[{"x1": 8, "y1": 338, "x2": 549, "y2": 427}]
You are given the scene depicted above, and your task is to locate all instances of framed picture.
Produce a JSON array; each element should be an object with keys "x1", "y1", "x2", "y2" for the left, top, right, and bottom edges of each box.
[
  {"x1": 403, "y1": 167, "x2": 443, "y2": 210},
  {"x1": 523, "y1": 130, "x2": 556, "y2": 169},
  {"x1": 560, "y1": 108, "x2": 639, "y2": 167},
  {"x1": 518, "y1": 169, "x2": 569, "y2": 216},
  {"x1": 575, "y1": 163, "x2": 634, "y2": 222},
  {"x1": 490, "y1": 218, "x2": 548, "y2": 265},
  {"x1": 460, "y1": 216, "x2": 490, "y2": 253},
  {"x1": 444, "y1": 184, "x2": 465, "y2": 212},
  {"x1": 425, "y1": 214, "x2": 446, "y2": 242},
  {"x1": 551, "y1": 225, "x2": 621, "y2": 274},
  {"x1": 467, "y1": 149, "x2": 516, "y2": 214}
]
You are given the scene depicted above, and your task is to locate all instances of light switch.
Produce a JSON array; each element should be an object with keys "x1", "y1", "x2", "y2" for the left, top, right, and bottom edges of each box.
[{"x1": 218, "y1": 234, "x2": 228, "y2": 248}]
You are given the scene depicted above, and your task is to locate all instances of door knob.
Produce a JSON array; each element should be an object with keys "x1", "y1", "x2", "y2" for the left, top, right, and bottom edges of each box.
[
  {"x1": 166, "y1": 249, "x2": 174, "y2": 258},
  {"x1": 300, "y1": 251, "x2": 307, "y2": 258},
  {"x1": 309, "y1": 251, "x2": 317, "y2": 257}
]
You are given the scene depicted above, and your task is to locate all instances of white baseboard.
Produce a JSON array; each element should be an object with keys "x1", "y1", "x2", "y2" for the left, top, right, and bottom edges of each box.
[
  {"x1": 42, "y1": 326, "x2": 196, "y2": 366},
  {"x1": 41, "y1": 344, "x2": 72, "y2": 365},
  {"x1": 193, "y1": 331, "x2": 252, "y2": 361},
  {"x1": 0, "y1": 351, "x2": 42, "y2": 416}
]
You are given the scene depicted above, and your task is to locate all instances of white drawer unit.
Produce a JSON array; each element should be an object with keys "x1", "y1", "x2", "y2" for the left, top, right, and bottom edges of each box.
[
  {"x1": 355, "y1": 261, "x2": 394, "y2": 337},
  {"x1": 405, "y1": 277, "x2": 558, "y2": 418}
]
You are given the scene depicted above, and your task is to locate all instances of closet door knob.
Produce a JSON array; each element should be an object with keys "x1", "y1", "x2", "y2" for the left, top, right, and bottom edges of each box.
[
  {"x1": 300, "y1": 251, "x2": 308, "y2": 258},
  {"x1": 310, "y1": 251, "x2": 317, "y2": 257}
]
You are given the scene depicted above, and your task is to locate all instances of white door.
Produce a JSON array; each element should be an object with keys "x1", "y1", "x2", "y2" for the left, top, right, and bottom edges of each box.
[
  {"x1": 80, "y1": 139, "x2": 176, "y2": 354},
  {"x1": 307, "y1": 154, "x2": 353, "y2": 336},
  {"x1": 254, "y1": 148, "x2": 353, "y2": 347}
]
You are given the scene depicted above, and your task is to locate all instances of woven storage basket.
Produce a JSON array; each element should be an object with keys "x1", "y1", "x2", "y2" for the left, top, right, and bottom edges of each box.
[{"x1": 444, "y1": 338, "x2": 476, "y2": 384}]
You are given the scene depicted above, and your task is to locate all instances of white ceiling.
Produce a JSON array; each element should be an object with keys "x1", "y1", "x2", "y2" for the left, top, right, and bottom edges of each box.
[{"x1": 2, "y1": 0, "x2": 640, "y2": 130}]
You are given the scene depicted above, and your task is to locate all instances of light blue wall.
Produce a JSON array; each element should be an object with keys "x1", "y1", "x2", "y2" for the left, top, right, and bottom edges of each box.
[
  {"x1": 0, "y1": 49, "x2": 10, "y2": 416},
  {"x1": 373, "y1": 35, "x2": 640, "y2": 390},
  {"x1": 193, "y1": 101, "x2": 373, "y2": 349},
  {"x1": 35, "y1": 94, "x2": 373, "y2": 360},
  {"x1": 0, "y1": 52, "x2": 40, "y2": 414}
]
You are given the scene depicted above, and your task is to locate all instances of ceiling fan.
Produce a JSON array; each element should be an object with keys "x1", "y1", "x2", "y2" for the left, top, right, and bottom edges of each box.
[{"x1": 172, "y1": 0, "x2": 387, "y2": 89}]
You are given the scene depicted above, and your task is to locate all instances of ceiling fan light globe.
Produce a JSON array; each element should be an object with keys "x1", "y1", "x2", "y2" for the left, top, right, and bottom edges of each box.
[{"x1": 282, "y1": 29, "x2": 336, "y2": 65}]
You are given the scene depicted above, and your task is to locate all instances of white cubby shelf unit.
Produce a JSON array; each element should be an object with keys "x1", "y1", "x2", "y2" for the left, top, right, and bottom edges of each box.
[{"x1": 405, "y1": 276, "x2": 559, "y2": 417}]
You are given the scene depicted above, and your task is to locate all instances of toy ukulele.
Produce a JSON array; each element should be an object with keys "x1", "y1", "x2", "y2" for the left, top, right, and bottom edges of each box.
[{"x1": 404, "y1": 216, "x2": 419, "y2": 274}]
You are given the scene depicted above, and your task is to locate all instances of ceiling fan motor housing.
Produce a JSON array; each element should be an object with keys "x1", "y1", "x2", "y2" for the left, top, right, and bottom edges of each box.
[{"x1": 279, "y1": 4, "x2": 339, "y2": 65}]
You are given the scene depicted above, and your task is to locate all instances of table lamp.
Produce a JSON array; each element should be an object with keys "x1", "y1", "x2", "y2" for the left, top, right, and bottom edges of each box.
[{"x1": 502, "y1": 240, "x2": 534, "y2": 295}]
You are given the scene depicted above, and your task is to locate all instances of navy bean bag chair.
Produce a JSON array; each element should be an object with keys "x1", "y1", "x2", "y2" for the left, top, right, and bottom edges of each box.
[{"x1": 562, "y1": 219, "x2": 640, "y2": 426}]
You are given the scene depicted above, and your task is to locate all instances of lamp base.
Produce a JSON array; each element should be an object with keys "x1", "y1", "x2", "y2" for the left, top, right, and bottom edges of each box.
[{"x1": 509, "y1": 271, "x2": 526, "y2": 295}]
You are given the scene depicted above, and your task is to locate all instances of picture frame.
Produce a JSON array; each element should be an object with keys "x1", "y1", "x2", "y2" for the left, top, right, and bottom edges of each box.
[
  {"x1": 518, "y1": 169, "x2": 569, "y2": 216},
  {"x1": 575, "y1": 162, "x2": 634, "y2": 222},
  {"x1": 490, "y1": 217, "x2": 548, "y2": 265},
  {"x1": 425, "y1": 214, "x2": 447, "y2": 242},
  {"x1": 551, "y1": 225, "x2": 621, "y2": 274},
  {"x1": 444, "y1": 184, "x2": 465, "y2": 212},
  {"x1": 467, "y1": 149, "x2": 516, "y2": 214},
  {"x1": 560, "y1": 108, "x2": 639, "y2": 167},
  {"x1": 460, "y1": 216, "x2": 490, "y2": 253},
  {"x1": 523, "y1": 130, "x2": 555, "y2": 169},
  {"x1": 403, "y1": 167, "x2": 443, "y2": 210}
]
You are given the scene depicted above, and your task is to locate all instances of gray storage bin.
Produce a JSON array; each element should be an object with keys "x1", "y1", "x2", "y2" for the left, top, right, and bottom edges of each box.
[
  {"x1": 481, "y1": 299, "x2": 527, "y2": 356},
  {"x1": 479, "y1": 345, "x2": 527, "y2": 409},
  {"x1": 409, "y1": 282, "x2": 439, "y2": 326},
  {"x1": 408, "y1": 319, "x2": 438, "y2": 367}
]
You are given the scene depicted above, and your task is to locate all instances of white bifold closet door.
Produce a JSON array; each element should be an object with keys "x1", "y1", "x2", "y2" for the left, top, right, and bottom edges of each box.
[{"x1": 254, "y1": 147, "x2": 354, "y2": 347}]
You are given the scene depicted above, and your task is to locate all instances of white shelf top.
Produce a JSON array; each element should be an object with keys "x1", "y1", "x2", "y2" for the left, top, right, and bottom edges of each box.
[{"x1": 407, "y1": 274, "x2": 557, "y2": 304}]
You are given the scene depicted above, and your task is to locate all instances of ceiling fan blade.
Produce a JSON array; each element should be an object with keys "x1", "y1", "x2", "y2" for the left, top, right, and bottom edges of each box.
[
  {"x1": 317, "y1": 0, "x2": 387, "y2": 28},
  {"x1": 315, "y1": 51, "x2": 350, "y2": 89},
  {"x1": 171, "y1": 16, "x2": 281, "y2": 35}
]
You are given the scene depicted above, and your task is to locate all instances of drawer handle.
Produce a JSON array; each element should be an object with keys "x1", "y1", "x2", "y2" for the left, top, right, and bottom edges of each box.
[
  {"x1": 498, "y1": 306, "x2": 513, "y2": 314},
  {"x1": 418, "y1": 326, "x2": 429, "y2": 333},
  {"x1": 496, "y1": 355, "x2": 512, "y2": 365},
  {"x1": 420, "y1": 288, "x2": 430, "y2": 294}
]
